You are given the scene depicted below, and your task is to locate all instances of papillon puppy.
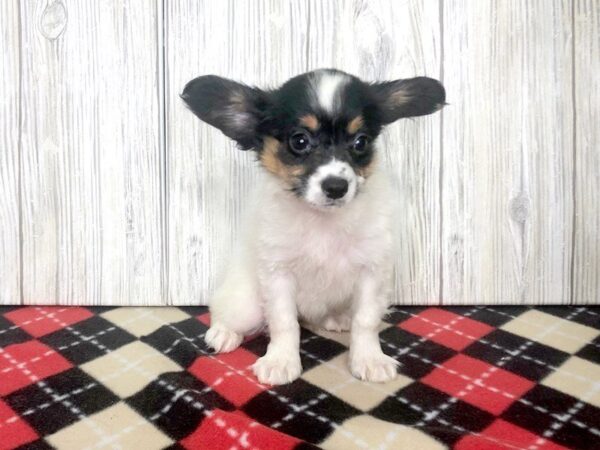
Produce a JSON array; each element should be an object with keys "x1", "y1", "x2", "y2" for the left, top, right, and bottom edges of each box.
[{"x1": 182, "y1": 69, "x2": 445, "y2": 385}]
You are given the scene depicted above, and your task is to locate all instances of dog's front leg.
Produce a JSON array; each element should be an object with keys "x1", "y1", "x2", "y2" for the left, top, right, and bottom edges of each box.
[
  {"x1": 349, "y1": 271, "x2": 398, "y2": 382},
  {"x1": 252, "y1": 271, "x2": 302, "y2": 385}
]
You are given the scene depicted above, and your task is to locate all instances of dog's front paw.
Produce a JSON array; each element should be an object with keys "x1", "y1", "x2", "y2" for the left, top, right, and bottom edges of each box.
[
  {"x1": 205, "y1": 324, "x2": 243, "y2": 353},
  {"x1": 350, "y1": 351, "x2": 398, "y2": 383},
  {"x1": 252, "y1": 352, "x2": 302, "y2": 385}
]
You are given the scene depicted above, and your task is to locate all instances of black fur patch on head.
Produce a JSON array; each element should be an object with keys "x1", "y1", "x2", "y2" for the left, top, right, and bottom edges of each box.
[
  {"x1": 252, "y1": 70, "x2": 382, "y2": 190},
  {"x1": 181, "y1": 69, "x2": 445, "y2": 188}
]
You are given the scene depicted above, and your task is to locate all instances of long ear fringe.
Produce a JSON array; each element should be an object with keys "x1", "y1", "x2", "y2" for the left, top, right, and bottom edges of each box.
[
  {"x1": 371, "y1": 76, "x2": 446, "y2": 124},
  {"x1": 181, "y1": 75, "x2": 268, "y2": 150}
]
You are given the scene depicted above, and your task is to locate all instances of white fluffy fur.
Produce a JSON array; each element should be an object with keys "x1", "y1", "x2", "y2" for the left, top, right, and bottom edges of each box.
[{"x1": 205, "y1": 158, "x2": 399, "y2": 385}]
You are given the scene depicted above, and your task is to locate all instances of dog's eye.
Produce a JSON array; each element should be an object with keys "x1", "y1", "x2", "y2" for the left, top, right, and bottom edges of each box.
[
  {"x1": 353, "y1": 134, "x2": 369, "y2": 153},
  {"x1": 289, "y1": 132, "x2": 312, "y2": 154}
]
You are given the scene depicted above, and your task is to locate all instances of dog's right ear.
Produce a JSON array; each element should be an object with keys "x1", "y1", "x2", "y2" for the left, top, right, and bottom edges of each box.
[{"x1": 181, "y1": 75, "x2": 269, "y2": 150}]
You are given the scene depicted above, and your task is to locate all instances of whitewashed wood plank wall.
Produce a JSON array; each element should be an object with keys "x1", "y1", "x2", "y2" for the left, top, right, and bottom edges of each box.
[{"x1": 0, "y1": 0, "x2": 597, "y2": 306}]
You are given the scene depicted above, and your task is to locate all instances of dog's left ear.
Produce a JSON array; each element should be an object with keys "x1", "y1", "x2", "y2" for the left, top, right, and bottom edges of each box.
[
  {"x1": 371, "y1": 76, "x2": 445, "y2": 124},
  {"x1": 181, "y1": 75, "x2": 269, "y2": 150}
]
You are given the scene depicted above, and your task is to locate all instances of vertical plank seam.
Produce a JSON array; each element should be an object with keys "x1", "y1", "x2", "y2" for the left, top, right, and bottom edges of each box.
[
  {"x1": 518, "y1": 4, "x2": 528, "y2": 304},
  {"x1": 569, "y1": 0, "x2": 577, "y2": 305},
  {"x1": 157, "y1": 0, "x2": 169, "y2": 305},
  {"x1": 17, "y1": 0, "x2": 24, "y2": 305},
  {"x1": 438, "y1": 0, "x2": 445, "y2": 306},
  {"x1": 305, "y1": 1, "x2": 311, "y2": 72}
]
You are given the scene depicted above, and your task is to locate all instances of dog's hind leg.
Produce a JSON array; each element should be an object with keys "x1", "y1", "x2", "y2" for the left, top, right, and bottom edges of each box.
[{"x1": 205, "y1": 263, "x2": 263, "y2": 353}]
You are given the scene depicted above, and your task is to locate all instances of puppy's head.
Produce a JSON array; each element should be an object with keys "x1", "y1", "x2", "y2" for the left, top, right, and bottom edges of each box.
[{"x1": 182, "y1": 69, "x2": 445, "y2": 209}]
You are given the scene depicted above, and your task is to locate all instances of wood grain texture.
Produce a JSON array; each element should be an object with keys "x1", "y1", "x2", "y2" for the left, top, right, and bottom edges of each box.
[
  {"x1": 572, "y1": 0, "x2": 600, "y2": 304},
  {"x1": 0, "y1": 1, "x2": 21, "y2": 305},
  {"x1": 2, "y1": 1, "x2": 595, "y2": 306},
  {"x1": 19, "y1": 0, "x2": 163, "y2": 305},
  {"x1": 442, "y1": 0, "x2": 574, "y2": 304},
  {"x1": 165, "y1": 0, "x2": 309, "y2": 305}
]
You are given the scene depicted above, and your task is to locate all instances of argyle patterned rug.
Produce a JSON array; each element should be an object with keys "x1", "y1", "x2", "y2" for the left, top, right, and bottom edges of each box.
[{"x1": 0, "y1": 305, "x2": 599, "y2": 450}]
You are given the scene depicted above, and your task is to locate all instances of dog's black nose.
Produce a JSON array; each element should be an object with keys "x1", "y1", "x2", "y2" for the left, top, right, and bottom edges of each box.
[{"x1": 321, "y1": 176, "x2": 348, "y2": 199}]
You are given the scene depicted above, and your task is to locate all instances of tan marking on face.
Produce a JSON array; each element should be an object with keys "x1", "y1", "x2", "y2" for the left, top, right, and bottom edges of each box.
[
  {"x1": 356, "y1": 152, "x2": 377, "y2": 179},
  {"x1": 260, "y1": 137, "x2": 304, "y2": 183},
  {"x1": 347, "y1": 115, "x2": 364, "y2": 134},
  {"x1": 299, "y1": 114, "x2": 320, "y2": 131}
]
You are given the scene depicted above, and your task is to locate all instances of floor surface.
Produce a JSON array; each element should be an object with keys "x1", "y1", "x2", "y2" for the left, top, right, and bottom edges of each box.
[{"x1": 0, "y1": 305, "x2": 599, "y2": 449}]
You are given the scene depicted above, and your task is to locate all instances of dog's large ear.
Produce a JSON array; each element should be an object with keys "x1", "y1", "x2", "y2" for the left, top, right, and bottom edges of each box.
[
  {"x1": 181, "y1": 75, "x2": 269, "y2": 150},
  {"x1": 371, "y1": 76, "x2": 445, "y2": 124}
]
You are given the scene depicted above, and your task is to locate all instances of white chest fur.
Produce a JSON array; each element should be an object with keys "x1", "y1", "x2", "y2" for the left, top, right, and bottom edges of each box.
[
  {"x1": 206, "y1": 165, "x2": 401, "y2": 386},
  {"x1": 246, "y1": 168, "x2": 396, "y2": 322}
]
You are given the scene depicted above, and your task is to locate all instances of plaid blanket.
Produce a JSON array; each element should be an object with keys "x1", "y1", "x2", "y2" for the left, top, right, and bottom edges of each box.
[{"x1": 0, "y1": 305, "x2": 598, "y2": 450}]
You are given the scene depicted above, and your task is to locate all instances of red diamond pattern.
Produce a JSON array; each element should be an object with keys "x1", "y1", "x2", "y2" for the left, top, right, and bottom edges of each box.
[
  {"x1": 5, "y1": 307, "x2": 93, "y2": 338},
  {"x1": 400, "y1": 308, "x2": 494, "y2": 351},
  {"x1": 0, "y1": 341, "x2": 72, "y2": 396},
  {"x1": 422, "y1": 354, "x2": 534, "y2": 415},
  {"x1": 189, "y1": 348, "x2": 267, "y2": 407}
]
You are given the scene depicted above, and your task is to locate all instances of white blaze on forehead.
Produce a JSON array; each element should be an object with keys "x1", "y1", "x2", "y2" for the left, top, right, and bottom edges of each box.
[{"x1": 312, "y1": 72, "x2": 350, "y2": 115}]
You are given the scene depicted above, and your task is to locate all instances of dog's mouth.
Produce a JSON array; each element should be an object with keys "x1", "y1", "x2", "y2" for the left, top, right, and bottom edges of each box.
[
  {"x1": 298, "y1": 180, "x2": 363, "y2": 210},
  {"x1": 308, "y1": 198, "x2": 347, "y2": 210},
  {"x1": 285, "y1": 160, "x2": 366, "y2": 210},
  {"x1": 303, "y1": 187, "x2": 360, "y2": 210},
  {"x1": 288, "y1": 183, "x2": 354, "y2": 210}
]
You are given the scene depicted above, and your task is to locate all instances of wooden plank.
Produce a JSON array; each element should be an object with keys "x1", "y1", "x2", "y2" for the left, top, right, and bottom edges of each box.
[
  {"x1": 0, "y1": 1, "x2": 21, "y2": 305},
  {"x1": 573, "y1": 0, "x2": 600, "y2": 304},
  {"x1": 165, "y1": 0, "x2": 309, "y2": 305},
  {"x1": 442, "y1": 0, "x2": 574, "y2": 304},
  {"x1": 306, "y1": 0, "x2": 442, "y2": 305},
  {"x1": 19, "y1": 1, "x2": 163, "y2": 305}
]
